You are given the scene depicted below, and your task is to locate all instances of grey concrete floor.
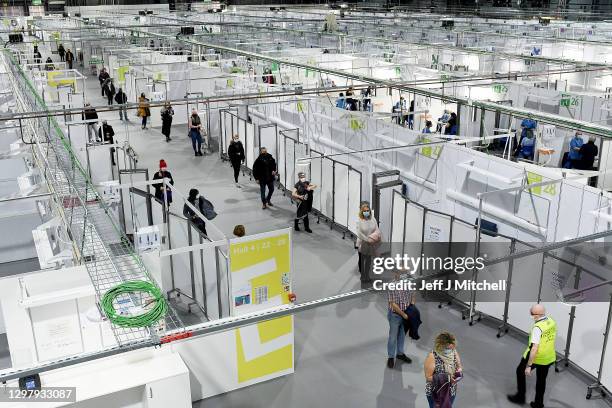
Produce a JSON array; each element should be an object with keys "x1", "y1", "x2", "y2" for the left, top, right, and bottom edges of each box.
[{"x1": 78, "y1": 78, "x2": 612, "y2": 408}]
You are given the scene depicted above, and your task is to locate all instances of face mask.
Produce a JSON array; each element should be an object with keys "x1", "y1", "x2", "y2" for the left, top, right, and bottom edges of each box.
[
  {"x1": 443, "y1": 348, "x2": 454, "y2": 358},
  {"x1": 362, "y1": 211, "x2": 370, "y2": 218}
]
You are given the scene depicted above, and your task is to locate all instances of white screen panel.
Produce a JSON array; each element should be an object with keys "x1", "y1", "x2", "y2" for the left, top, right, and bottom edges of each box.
[
  {"x1": 423, "y1": 212, "x2": 451, "y2": 243},
  {"x1": 260, "y1": 126, "x2": 277, "y2": 160},
  {"x1": 321, "y1": 158, "x2": 334, "y2": 219},
  {"x1": 246, "y1": 123, "x2": 256, "y2": 169},
  {"x1": 132, "y1": 192, "x2": 149, "y2": 232},
  {"x1": 285, "y1": 138, "x2": 295, "y2": 189},
  {"x1": 169, "y1": 213, "x2": 193, "y2": 296},
  {"x1": 347, "y1": 169, "x2": 362, "y2": 235},
  {"x1": 570, "y1": 302, "x2": 608, "y2": 377},
  {"x1": 310, "y1": 152, "x2": 322, "y2": 212},
  {"x1": 151, "y1": 199, "x2": 164, "y2": 226},
  {"x1": 404, "y1": 203, "x2": 424, "y2": 243},
  {"x1": 119, "y1": 172, "x2": 147, "y2": 235},
  {"x1": 474, "y1": 233, "x2": 511, "y2": 320},
  {"x1": 507, "y1": 251, "x2": 544, "y2": 333},
  {"x1": 391, "y1": 191, "x2": 406, "y2": 243},
  {"x1": 88, "y1": 145, "x2": 113, "y2": 184},
  {"x1": 278, "y1": 135, "x2": 286, "y2": 190},
  {"x1": 602, "y1": 309, "x2": 612, "y2": 392},
  {"x1": 333, "y1": 163, "x2": 349, "y2": 228}
]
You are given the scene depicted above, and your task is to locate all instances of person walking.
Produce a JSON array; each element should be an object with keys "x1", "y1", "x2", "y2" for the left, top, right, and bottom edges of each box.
[
  {"x1": 160, "y1": 102, "x2": 174, "y2": 142},
  {"x1": 103, "y1": 79, "x2": 115, "y2": 105},
  {"x1": 65, "y1": 48, "x2": 74, "y2": 70},
  {"x1": 252, "y1": 147, "x2": 277, "y2": 209},
  {"x1": 44, "y1": 57, "x2": 54, "y2": 71},
  {"x1": 82, "y1": 103, "x2": 99, "y2": 143},
  {"x1": 227, "y1": 134, "x2": 245, "y2": 186},
  {"x1": 508, "y1": 304, "x2": 557, "y2": 408},
  {"x1": 98, "y1": 120, "x2": 116, "y2": 165},
  {"x1": 183, "y1": 188, "x2": 207, "y2": 236},
  {"x1": 355, "y1": 201, "x2": 382, "y2": 284},
  {"x1": 137, "y1": 93, "x2": 151, "y2": 129},
  {"x1": 387, "y1": 271, "x2": 415, "y2": 369},
  {"x1": 424, "y1": 332, "x2": 463, "y2": 408},
  {"x1": 114, "y1": 88, "x2": 128, "y2": 121},
  {"x1": 188, "y1": 108, "x2": 204, "y2": 156},
  {"x1": 152, "y1": 160, "x2": 174, "y2": 207},
  {"x1": 292, "y1": 171, "x2": 316, "y2": 233},
  {"x1": 98, "y1": 68, "x2": 110, "y2": 96},
  {"x1": 57, "y1": 43, "x2": 65, "y2": 62}
]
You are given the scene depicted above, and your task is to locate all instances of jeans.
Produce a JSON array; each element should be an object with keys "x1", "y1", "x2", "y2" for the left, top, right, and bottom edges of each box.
[
  {"x1": 190, "y1": 129, "x2": 202, "y2": 153},
  {"x1": 259, "y1": 181, "x2": 274, "y2": 204},
  {"x1": 119, "y1": 105, "x2": 127, "y2": 120},
  {"x1": 387, "y1": 311, "x2": 405, "y2": 358},
  {"x1": 141, "y1": 116, "x2": 147, "y2": 128},
  {"x1": 86, "y1": 123, "x2": 98, "y2": 142},
  {"x1": 516, "y1": 357, "x2": 551, "y2": 408},
  {"x1": 231, "y1": 160, "x2": 241, "y2": 182},
  {"x1": 427, "y1": 395, "x2": 455, "y2": 408}
]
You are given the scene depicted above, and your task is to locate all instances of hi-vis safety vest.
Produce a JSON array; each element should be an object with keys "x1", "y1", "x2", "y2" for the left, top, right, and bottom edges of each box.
[{"x1": 523, "y1": 317, "x2": 557, "y2": 365}]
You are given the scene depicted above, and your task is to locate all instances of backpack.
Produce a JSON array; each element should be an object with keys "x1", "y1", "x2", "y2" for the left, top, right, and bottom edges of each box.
[{"x1": 198, "y1": 196, "x2": 217, "y2": 220}]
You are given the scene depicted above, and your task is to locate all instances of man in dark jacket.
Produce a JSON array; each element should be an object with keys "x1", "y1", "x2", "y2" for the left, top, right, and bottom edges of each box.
[
  {"x1": 82, "y1": 103, "x2": 99, "y2": 142},
  {"x1": 98, "y1": 120, "x2": 116, "y2": 165},
  {"x1": 227, "y1": 134, "x2": 245, "y2": 187},
  {"x1": 98, "y1": 68, "x2": 110, "y2": 96},
  {"x1": 578, "y1": 136, "x2": 598, "y2": 170},
  {"x1": 252, "y1": 147, "x2": 277, "y2": 209},
  {"x1": 103, "y1": 79, "x2": 115, "y2": 105},
  {"x1": 114, "y1": 88, "x2": 128, "y2": 121},
  {"x1": 65, "y1": 49, "x2": 74, "y2": 69},
  {"x1": 57, "y1": 44, "x2": 65, "y2": 61}
]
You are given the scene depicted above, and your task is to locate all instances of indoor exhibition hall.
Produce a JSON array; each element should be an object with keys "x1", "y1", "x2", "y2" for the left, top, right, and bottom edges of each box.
[{"x1": 0, "y1": 2, "x2": 612, "y2": 408}]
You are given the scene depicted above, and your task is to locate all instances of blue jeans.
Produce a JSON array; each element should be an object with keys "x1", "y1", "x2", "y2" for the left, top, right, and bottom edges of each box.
[
  {"x1": 427, "y1": 395, "x2": 455, "y2": 408},
  {"x1": 190, "y1": 129, "x2": 202, "y2": 153},
  {"x1": 260, "y1": 181, "x2": 274, "y2": 204},
  {"x1": 387, "y1": 310, "x2": 405, "y2": 358}
]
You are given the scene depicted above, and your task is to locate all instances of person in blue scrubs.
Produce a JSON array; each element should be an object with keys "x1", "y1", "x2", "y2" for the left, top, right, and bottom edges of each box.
[
  {"x1": 422, "y1": 120, "x2": 433, "y2": 134},
  {"x1": 566, "y1": 133, "x2": 584, "y2": 169}
]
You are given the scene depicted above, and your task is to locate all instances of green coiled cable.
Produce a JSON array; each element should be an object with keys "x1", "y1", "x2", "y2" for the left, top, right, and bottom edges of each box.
[{"x1": 101, "y1": 280, "x2": 167, "y2": 328}]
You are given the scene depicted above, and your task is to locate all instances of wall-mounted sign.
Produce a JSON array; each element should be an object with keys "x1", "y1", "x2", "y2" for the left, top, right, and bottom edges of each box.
[
  {"x1": 493, "y1": 84, "x2": 508, "y2": 94},
  {"x1": 560, "y1": 93, "x2": 581, "y2": 107}
]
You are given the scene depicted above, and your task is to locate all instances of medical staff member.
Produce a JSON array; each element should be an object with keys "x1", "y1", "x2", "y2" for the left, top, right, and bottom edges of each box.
[
  {"x1": 566, "y1": 132, "x2": 584, "y2": 169},
  {"x1": 292, "y1": 172, "x2": 316, "y2": 233},
  {"x1": 508, "y1": 304, "x2": 557, "y2": 408}
]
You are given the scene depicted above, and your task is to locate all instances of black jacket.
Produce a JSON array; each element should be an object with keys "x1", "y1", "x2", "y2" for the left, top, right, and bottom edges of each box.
[
  {"x1": 253, "y1": 153, "x2": 277, "y2": 183},
  {"x1": 578, "y1": 142, "x2": 598, "y2": 170},
  {"x1": 115, "y1": 91, "x2": 127, "y2": 104},
  {"x1": 98, "y1": 124, "x2": 115, "y2": 143},
  {"x1": 82, "y1": 108, "x2": 98, "y2": 121},
  {"x1": 152, "y1": 170, "x2": 174, "y2": 201},
  {"x1": 228, "y1": 141, "x2": 245, "y2": 163},
  {"x1": 402, "y1": 304, "x2": 422, "y2": 340},
  {"x1": 98, "y1": 71, "x2": 110, "y2": 84}
]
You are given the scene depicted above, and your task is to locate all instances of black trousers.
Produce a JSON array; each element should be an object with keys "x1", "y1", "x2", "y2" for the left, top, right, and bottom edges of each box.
[
  {"x1": 516, "y1": 357, "x2": 551, "y2": 408},
  {"x1": 358, "y1": 252, "x2": 372, "y2": 282},
  {"x1": 231, "y1": 160, "x2": 241, "y2": 182},
  {"x1": 107, "y1": 95, "x2": 113, "y2": 105},
  {"x1": 259, "y1": 181, "x2": 274, "y2": 204}
]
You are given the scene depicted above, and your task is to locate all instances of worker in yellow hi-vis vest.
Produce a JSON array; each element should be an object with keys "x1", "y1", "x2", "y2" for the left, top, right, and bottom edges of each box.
[{"x1": 508, "y1": 304, "x2": 557, "y2": 408}]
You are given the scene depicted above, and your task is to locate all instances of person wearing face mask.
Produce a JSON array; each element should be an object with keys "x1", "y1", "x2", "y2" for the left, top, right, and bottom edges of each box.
[
  {"x1": 292, "y1": 172, "x2": 317, "y2": 233},
  {"x1": 355, "y1": 202, "x2": 382, "y2": 284},
  {"x1": 508, "y1": 304, "x2": 556, "y2": 408},
  {"x1": 189, "y1": 109, "x2": 203, "y2": 156},
  {"x1": 424, "y1": 332, "x2": 463, "y2": 408},
  {"x1": 387, "y1": 271, "x2": 415, "y2": 369},
  {"x1": 253, "y1": 147, "x2": 277, "y2": 209},
  {"x1": 227, "y1": 134, "x2": 245, "y2": 187},
  {"x1": 566, "y1": 132, "x2": 584, "y2": 169},
  {"x1": 183, "y1": 188, "x2": 207, "y2": 236},
  {"x1": 152, "y1": 160, "x2": 174, "y2": 207}
]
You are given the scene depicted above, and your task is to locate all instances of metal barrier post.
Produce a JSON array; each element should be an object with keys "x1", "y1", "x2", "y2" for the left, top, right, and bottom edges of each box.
[
  {"x1": 586, "y1": 293, "x2": 612, "y2": 400},
  {"x1": 556, "y1": 266, "x2": 582, "y2": 372},
  {"x1": 497, "y1": 239, "x2": 516, "y2": 337}
]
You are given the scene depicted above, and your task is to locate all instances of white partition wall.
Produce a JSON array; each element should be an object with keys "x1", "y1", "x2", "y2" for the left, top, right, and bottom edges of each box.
[
  {"x1": 321, "y1": 159, "x2": 334, "y2": 220},
  {"x1": 333, "y1": 162, "x2": 349, "y2": 229},
  {"x1": 310, "y1": 151, "x2": 323, "y2": 213},
  {"x1": 347, "y1": 168, "x2": 362, "y2": 235}
]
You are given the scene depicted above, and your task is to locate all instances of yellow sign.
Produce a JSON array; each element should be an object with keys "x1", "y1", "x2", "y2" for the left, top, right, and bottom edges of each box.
[
  {"x1": 47, "y1": 71, "x2": 75, "y2": 88},
  {"x1": 229, "y1": 230, "x2": 293, "y2": 383},
  {"x1": 117, "y1": 66, "x2": 129, "y2": 83},
  {"x1": 526, "y1": 171, "x2": 557, "y2": 196}
]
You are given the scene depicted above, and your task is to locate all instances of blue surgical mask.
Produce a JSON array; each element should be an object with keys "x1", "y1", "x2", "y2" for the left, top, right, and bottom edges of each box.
[
  {"x1": 363, "y1": 211, "x2": 370, "y2": 218},
  {"x1": 443, "y1": 348, "x2": 454, "y2": 358}
]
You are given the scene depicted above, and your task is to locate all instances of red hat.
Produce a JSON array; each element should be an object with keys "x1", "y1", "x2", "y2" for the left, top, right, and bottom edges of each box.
[{"x1": 159, "y1": 159, "x2": 167, "y2": 169}]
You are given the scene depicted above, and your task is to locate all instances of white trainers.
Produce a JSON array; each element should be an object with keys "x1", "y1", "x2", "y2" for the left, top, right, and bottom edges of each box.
[{"x1": 235, "y1": 182, "x2": 242, "y2": 188}]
